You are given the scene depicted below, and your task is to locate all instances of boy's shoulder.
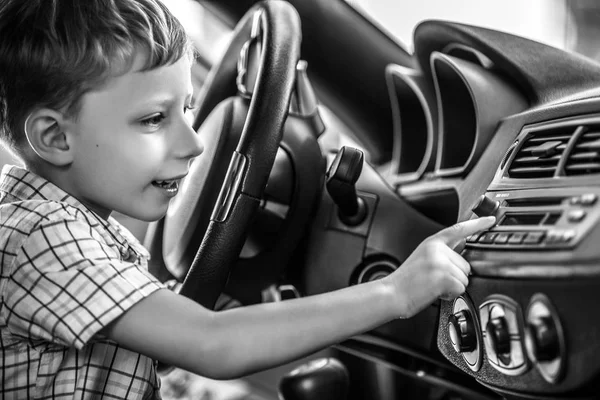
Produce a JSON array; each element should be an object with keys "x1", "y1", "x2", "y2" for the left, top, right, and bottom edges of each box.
[
  {"x1": 0, "y1": 166, "x2": 145, "y2": 261},
  {"x1": 0, "y1": 197, "x2": 84, "y2": 234},
  {"x1": 0, "y1": 165, "x2": 92, "y2": 235},
  {"x1": 0, "y1": 197, "x2": 99, "y2": 261}
]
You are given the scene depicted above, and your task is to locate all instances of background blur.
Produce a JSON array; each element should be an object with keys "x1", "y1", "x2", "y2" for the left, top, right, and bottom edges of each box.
[{"x1": 348, "y1": 0, "x2": 600, "y2": 59}]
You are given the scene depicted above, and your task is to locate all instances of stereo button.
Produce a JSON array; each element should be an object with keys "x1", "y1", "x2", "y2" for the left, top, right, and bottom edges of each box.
[
  {"x1": 581, "y1": 193, "x2": 598, "y2": 206},
  {"x1": 494, "y1": 233, "x2": 511, "y2": 244},
  {"x1": 567, "y1": 210, "x2": 586, "y2": 222},
  {"x1": 562, "y1": 230, "x2": 576, "y2": 243},
  {"x1": 507, "y1": 232, "x2": 526, "y2": 244},
  {"x1": 545, "y1": 231, "x2": 563, "y2": 244},
  {"x1": 546, "y1": 230, "x2": 575, "y2": 244},
  {"x1": 466, "y1": 233, "x2": 482, "y2": 243},
  {"x1": 523, "y1": 232, "x2": 545, "y2": 244},
  {"x1": 479, "y1": 233, "x2": 498, "y2": 244}
]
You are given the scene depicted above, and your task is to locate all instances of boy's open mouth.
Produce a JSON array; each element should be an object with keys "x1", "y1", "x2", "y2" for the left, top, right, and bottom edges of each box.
[{"x1": 152, "y1": 179, "x2": 179, "y2": 194}]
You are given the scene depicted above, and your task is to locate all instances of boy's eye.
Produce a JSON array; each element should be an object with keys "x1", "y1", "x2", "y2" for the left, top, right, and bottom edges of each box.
[
  {"x1": 184, "y1": 104, "x2": 196, "y2": 124},
  {"x1": 141, "y1": 113, "x2": 165, "y2": 128}
]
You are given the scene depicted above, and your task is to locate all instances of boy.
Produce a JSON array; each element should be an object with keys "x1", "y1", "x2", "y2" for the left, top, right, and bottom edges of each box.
[{"x1": 0, "y1": 0, "x2": 495, "y2": 399}]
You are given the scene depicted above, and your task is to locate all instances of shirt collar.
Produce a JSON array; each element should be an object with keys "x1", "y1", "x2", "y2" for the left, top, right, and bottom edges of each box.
[{"x1": 0, "y1": 165, "x2": 149, "y2": 259}]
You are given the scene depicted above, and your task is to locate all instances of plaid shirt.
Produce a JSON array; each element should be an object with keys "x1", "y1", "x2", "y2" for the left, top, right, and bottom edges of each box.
[{"x1": 0, "y1": 165, "x2": 165, "y2": 399}]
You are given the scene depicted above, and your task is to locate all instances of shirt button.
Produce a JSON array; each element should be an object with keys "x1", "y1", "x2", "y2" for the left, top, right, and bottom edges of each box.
[{"x1": 120, "y1": 247, "x2": 136, "y2": 262}]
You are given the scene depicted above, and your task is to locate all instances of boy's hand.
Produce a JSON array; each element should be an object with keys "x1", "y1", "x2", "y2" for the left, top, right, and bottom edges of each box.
[{"x1": 383, "y1": 216, "x2": 496, "y2": 319}]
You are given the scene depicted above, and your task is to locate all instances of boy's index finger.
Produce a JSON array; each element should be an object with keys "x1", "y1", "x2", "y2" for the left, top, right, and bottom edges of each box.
[{"x1": 436, "y1": 216, "x2": 497, "y2": 247}]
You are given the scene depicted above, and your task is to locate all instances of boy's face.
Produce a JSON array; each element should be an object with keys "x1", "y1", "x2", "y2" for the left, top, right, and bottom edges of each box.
[{"x1": 63, "y1": 52, "x2": 203, "y2": 221}]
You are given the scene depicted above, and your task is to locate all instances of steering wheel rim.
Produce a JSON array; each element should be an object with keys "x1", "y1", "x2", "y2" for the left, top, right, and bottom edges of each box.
[{"x1": 165, "y1": 1, "x2": 301, "y2": 309}]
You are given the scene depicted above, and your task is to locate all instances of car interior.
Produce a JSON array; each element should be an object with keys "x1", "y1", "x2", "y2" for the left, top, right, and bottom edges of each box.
[{"x1": 3, "y1": 0, "x2": 600, "y2": 399}]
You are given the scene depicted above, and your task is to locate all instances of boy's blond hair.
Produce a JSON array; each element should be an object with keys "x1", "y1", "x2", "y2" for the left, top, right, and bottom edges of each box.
[{"x1": 0, "y1": 0, "x2": 193, "y2": 160}]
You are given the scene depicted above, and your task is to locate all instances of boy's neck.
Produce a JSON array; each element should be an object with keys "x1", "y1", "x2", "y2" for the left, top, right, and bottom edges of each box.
[{"x1": 26, "y1": 161, "x2": 113, "y2": 220}]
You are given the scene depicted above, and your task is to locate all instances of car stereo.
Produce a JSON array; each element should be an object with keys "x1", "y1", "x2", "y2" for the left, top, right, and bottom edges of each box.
[{"x1": 465, "y1": 187, "x2": 600, "y2": 250}]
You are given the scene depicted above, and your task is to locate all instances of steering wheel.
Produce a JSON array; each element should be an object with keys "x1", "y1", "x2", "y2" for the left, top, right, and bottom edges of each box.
[{"x1": 149, "y1": 1, "x2": 301, "y2": 309}]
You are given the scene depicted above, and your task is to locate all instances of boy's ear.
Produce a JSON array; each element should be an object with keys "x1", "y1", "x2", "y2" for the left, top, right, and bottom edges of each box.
[{"x1": 24, "y1": 109, "x2": 74, "y2": 166}]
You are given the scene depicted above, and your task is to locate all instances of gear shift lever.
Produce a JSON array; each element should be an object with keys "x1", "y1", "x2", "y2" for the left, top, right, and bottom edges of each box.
[
  {"x1": 326, "y1": 146, "x2": 367, "y2": 226},
  {"x1": 278, "y1": 358, "x2": 349, "y2": 400}
]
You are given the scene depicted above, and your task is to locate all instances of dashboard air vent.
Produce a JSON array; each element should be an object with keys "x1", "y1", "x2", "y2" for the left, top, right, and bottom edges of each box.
[
  {"x1": 507, "y1": 126, "x2": 575, "y2": 178},
  {"x1": 564, "y1": 126, "x2": 600, "y2": 176}
]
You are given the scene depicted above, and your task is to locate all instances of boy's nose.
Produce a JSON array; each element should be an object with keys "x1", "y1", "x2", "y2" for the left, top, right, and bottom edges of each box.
[{"x1": 174, "y1": 122, "x2": 204, "y2": 160}]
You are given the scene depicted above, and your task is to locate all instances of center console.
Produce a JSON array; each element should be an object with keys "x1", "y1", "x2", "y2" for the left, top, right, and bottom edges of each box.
[{"x1": 437, "y1": 115, "x2": 600, "y2": 399}]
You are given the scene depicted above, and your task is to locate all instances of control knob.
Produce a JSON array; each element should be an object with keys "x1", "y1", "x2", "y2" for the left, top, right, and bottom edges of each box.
[
  {"x1": 524, "y1": 294, "x2": 565, "y2": 383},
  {"x1": 526, "y1": 316, "x2": 559, "y2": 362},
  {"x1": 448, "y1": 310, "x2": 477, "y2": 353},
  {"x1": 472, "y1": 195, "x2": 500, "y2": 218},
  {"x1": 486, "y1": 313, "x2": 511, "y2": 355}
]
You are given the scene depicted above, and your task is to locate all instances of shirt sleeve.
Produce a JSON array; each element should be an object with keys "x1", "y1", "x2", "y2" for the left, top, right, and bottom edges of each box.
[{"x1": 4, "y1": 216, "x2": 164, "y2": 349}]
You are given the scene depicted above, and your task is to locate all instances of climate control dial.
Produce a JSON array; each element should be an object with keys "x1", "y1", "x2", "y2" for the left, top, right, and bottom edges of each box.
[
  {"x1": 451, "y1": 296, "x2": 483, "y2": 371},
  {"x1": 480, "y1": 295, "x2": 528, "y2": 375},
  {"x1": 527, "y1": 315, "x2": 559, "y2": 362},
  {"x1": 448, "y1": 310, "x2": 477, "y2": 353},
  {"x1": 524, "y1": 293, "x2": 565, "y2": 384},
  {"x1": 486, "y1": 310, "x2": 511, "y2": 355}
]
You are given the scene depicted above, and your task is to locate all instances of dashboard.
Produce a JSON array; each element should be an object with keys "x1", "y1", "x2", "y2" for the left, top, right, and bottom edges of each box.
[
  {"x1": 297, "y1": 19, "x2": 600, "y2": 400},
  {"x1": 437, "y1": 106, "x2": 600, "y2": 398},
  {"x1": 392, "y1": 21, "x2": 600, "y2": 399}
]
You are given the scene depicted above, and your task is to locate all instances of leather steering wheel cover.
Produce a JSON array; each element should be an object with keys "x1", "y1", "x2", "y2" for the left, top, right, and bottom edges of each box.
[
  {"x1": 234, "y1": 3, "x2": 301, "y2": 199},
  {"x1": 163, "y1": 98, "x2": 247, "y2": 279},
  {"x1": 161, "y1": 3, "x2": 260, "y2": 269},
  {"x1": 178, "y1": 1, "x2": 301, "y2": 309},
  {"x1": 191, "y1": 4, "x2": 258, "y2": 132}
]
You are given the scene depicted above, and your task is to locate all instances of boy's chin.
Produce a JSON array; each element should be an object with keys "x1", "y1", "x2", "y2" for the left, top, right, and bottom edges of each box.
[
  {"x1": 118, "y1": 205, "x2": 169, "y2": 222},
  {"x1": 136, "y1": 213, "x2": 167, "y2": 222}
]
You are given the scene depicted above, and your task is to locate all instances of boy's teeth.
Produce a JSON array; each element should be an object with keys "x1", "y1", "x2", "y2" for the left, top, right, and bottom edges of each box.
[{"x1": 153, "y1": 179, "x2": 178, "y2": 190}]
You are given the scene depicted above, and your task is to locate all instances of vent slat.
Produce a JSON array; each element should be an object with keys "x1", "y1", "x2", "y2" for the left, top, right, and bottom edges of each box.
[
  {"x1": 507, "y1": 127, "x2": 578, "y2": 179},
  {"x1": 512, "y1": 155, "x2": 561, "y2": 165},
  {"x1": 521, "y1": 144, "x2": 568, "y2": 152},
  {"x1": 509, "y1": 166, "x2": 556, "y2": 178},
  {"x1": 520, "y1": 143, "x2": 567, "y2": 154},
  {"x1": 568, "y1": 152, "x2": 600, "y2": 160},
  {"x1": 581, "y1": 131, "x2": 600, "y2": 139},
  {"x1": 527, "y1": 135, "x2": 572, "y2": 143},
  {"x1": 575, "y1": 139, "x2": 600, "y2": 151},
  {"x1": 510, "y1": 166, "x2": 558, "y2": 173},
  {"x1": 565, "y1": 127, "x2": 600, "y2": 176},
  {"x1": 565, "y1": 163, "x2": 600, "y2": 173}
]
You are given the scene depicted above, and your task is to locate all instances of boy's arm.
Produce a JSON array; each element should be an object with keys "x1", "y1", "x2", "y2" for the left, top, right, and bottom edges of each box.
[
  {"x1": 102, "y1": 278, "x2": 395, "y2": 379},
  {"x1": 102, "y1": 216, "x2": 495, "y2": 379}
]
